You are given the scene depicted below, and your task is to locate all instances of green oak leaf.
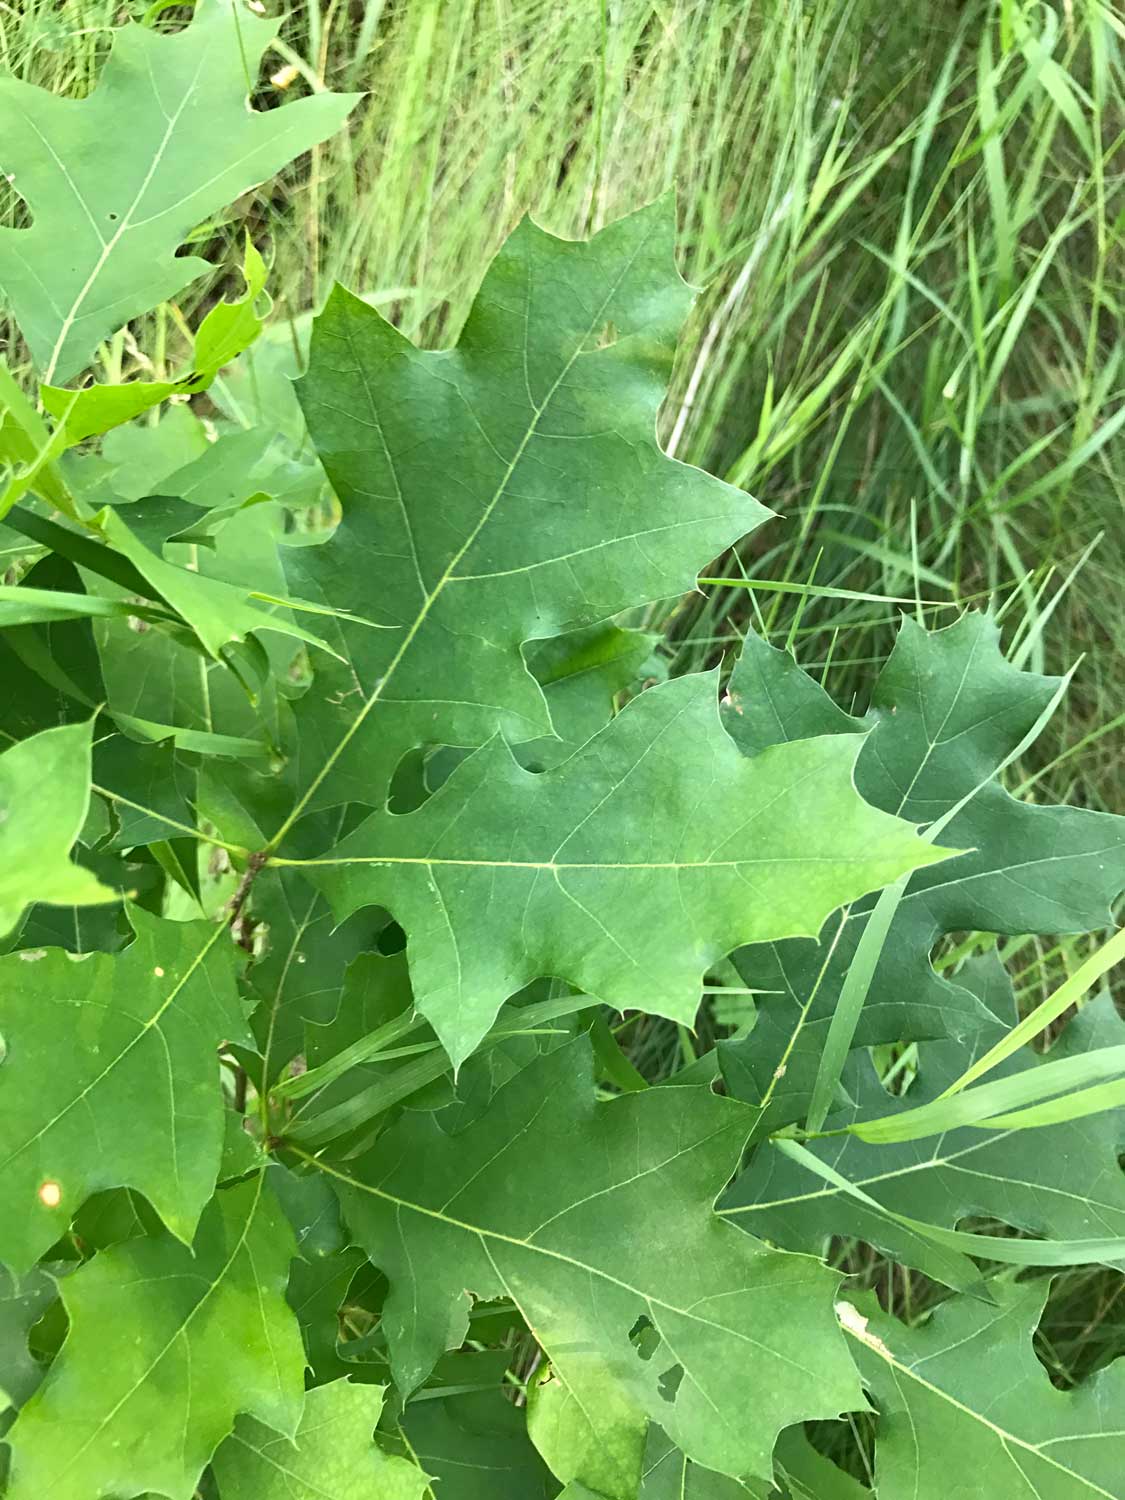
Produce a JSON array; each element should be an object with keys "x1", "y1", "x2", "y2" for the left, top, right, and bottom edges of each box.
[
  {"x1": 286, "y1": 1245, "x2": 373, "y2": 1383},
  {"x1": 0, "y1": 556, "x2": 256, "y2": 853},
  {"x1": 0, "y1": 720, "x2": 115, "y2": 936},
  {"x1": 392, "y1": 1384, "x2": 559, "y2": 1500},
  {"x1": 10, "y1": 852, "x2": 157, "y2": 957},
  {"x1": 321, "y1": 1035, "x2": 866, "y2": 1493},
  {"x1": 5, "y1": 1177, "x2": 305, "y2": 1500},
  {"x1": 636, "y1": 1425, "x2": 868, "y2": 1499},
  {"x1": 244, "y1": 852, "x2": 384, "y2": 1083},
  {"x1": 719, "y1": 613, "x2": 1125, "y2": 1133},
  {"x1": 420, "y1": 619, "x2": 661, "y2": 795},
  {"x1": 519, "y1": 621, "x2": 662, "y2": 770},
  {"x1": 96, "y1": 735, "x2": 200, "y2": 851},
  {"x1": 93, "y1": 505, "x2": 339, "y2": 665},
  {"x1": 0, "y1": 906, "x2": 247, "y2": 1274},
  {"x1": 276, "y1": 196, "x2": 768, "y2": 824},
  {"x1": 66, "y1": 402, "x2": 210, "y2": 506},
  {"x1": 0, "y1": 0, "x2": 357, "y2": 382},
  {"x1": 838, "y1": 1282, "x2": 1125, "y2": 1498},
  {"x1": 300, "y1": 669, "x2": 949, "y2": 1066},
  {"x1": 529, "y1": 1355, "x2": 647, "y2": 1497},
  {"x1": 771, "y1": 1429, "x2": 871, "y2": 1500},
  {"x1": 0, "y1": 1266, "x2": 55, "y2": 1413},
  {"x1": 38, "y1": 240, "x2": 271, "y2": 446},
  {"x1": 723, "y1": 953, "x2": 1125, "y2": 1289},
  {"x1": 252, "y1": 620, "x2": 656, "y2": 1082},
  {"x1": 288, "y1": 948, "x2": 416, "y2": 1136},
  {"x1": 636, "y1": 1426, "x2": 772, "y2": 1497},
  {"x1": 212, "y1": 1379, "x2": 429, "y2": 1500}
]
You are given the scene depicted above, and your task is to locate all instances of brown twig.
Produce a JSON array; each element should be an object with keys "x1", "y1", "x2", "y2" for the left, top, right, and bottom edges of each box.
[{"x1": 228, "y1": 849, "x2": 268, "y2": 953}]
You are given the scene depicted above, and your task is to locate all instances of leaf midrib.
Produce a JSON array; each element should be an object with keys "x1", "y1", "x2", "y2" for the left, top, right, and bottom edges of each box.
[
  {"x1": 41, "y1": 37, "x2": 211, "y2": 382},
  {"x1": 842, "y1": 1319, "x2": 1120, "y2": 1497},
  {"x1": 295, "y1": 1149, "x2": 822, "y2": 1383}
]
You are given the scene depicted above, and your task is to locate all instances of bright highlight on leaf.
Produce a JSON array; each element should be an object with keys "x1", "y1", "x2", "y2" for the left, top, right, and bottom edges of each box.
[{"x1": 5, "y1": 1179, "x2": 305, "y2": 1500}]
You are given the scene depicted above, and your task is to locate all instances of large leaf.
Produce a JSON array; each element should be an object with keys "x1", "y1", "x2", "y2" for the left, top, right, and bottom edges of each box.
[
  {"x1": 5, "y1": 1177, "x2": 305, "y2": 1500},
  {"x1": 299, "y1": 670, "x2": 949, "y2": 1065},
  {"x1": 0, "y1": 0, "x2": 357, "y2": 381},
  {"x1": 838, "y1": 1282, "x2": 1125, "y2": 1498},
  {"x1": 274, "y1": 197, "x2": 767, "y2": 826},
  {"x1": 0, "y1": 720, "x2": 115, "y2": 936},
  {"x1": 0, "y1": 906, "x2": 246, "y2": 1273},
  {"x1": 212, "y1": 1379, "x2": 429, "y2": 1500},
  {"x1": 719, "y1": 614, "x2": 1125, "y2": 1132},
  {"x1": 723, "y1": 953, "x2": 1125, "y2": 1288},
  {"x1": 319, "y1": 1035, "x2": 865, "y2": 1497}
]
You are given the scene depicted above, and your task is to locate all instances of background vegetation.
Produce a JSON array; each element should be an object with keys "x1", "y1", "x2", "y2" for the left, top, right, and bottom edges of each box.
[{"x1": 2, "y1": 0, "x2": 1123, "y2": 1432}]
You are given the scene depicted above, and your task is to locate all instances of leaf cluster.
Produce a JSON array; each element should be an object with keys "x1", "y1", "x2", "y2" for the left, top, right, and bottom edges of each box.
[{"x1": 0, "y1": 9, "x2": 1122, "y2": 1498}]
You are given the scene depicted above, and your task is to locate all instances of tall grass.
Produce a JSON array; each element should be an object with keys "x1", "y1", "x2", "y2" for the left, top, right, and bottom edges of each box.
[{"x1": 1, "y1": 0, "x2": 1122, "y2": 1397}]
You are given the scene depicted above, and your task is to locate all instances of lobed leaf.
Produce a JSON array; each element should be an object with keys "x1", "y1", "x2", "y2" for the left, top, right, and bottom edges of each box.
[
  {"x1": 212, "y1": 1379, "x2": 430, "y2": 1500},
  {"x1": 0, "y1": 0, "x2": 357, "y2": 382},
  {"x1": 298, "y1": 670, "x2": 950, "y2": 1065},
  {"x1": 720, "y1": 613, "x2": 1125, "y2": 1133},
  {"x1": 5, "y1": 1177, "x2": 305, "y2": 1500},
  {"x1": 725, "y1": 954, "x2": 1125, "y2": 1288},
  {"x1": 0, "y1": 720, "x2": 115, "y2": 937},
  {"x1": 318, "y1": 1035, "x2": 866, "y2": 1497},
  {"x1": 0, "y1": 906, "x2": 247, "y2": 1273},
  {"x1": 838, "y1": 1283, "x2": 1125, "y2": 1498},
  {"x1": 276, "y1": 197, "x2": 768, "y2": 826}
]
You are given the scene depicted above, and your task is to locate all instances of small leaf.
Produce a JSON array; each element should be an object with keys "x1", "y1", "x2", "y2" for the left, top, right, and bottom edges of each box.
[
  {"x1": 38, "y1": 238, "x2": 272, "y2": 446},
  {"x1": 93, "y1": 506, "x2": 342, "y2": 664},
  {"x1": 0, "y1": 720, "x2": 115, "y2": 936}
]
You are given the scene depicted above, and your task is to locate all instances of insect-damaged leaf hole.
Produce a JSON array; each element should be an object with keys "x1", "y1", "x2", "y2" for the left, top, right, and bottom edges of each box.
[
  {"x1": 629, "y1": 1314, "x2": 684, "y2": 1404},
  {"x1": 629, "y1": 1312, "x2": 657, "y2": 1358},
  {"x1": 0, "y1": 173, "x2": 31, "y2": 231}
]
